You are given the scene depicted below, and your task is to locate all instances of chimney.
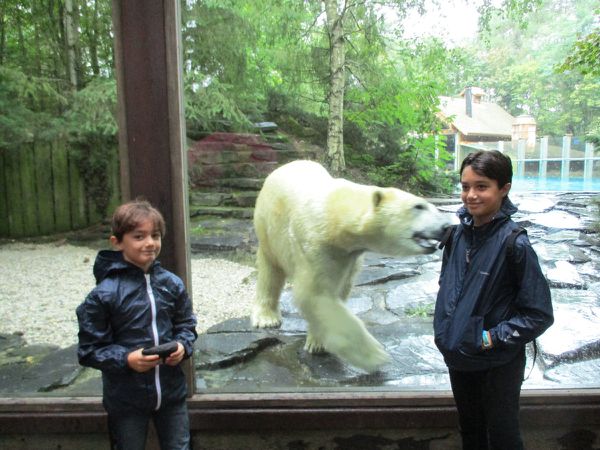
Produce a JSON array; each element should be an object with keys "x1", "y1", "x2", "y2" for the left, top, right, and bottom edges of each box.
[{"x1": 465, "y1": 87, "x2": 473, "y2": 118}]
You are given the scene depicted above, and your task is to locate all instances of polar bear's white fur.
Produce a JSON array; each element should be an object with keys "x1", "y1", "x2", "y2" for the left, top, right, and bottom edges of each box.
[{"x1": 252, "y1": 160, "x2": 453, "y2": 372}]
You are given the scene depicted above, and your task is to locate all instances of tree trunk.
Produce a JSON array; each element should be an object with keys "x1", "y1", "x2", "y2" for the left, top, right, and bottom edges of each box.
[
  {"x1": 0, "y1": 3, "x2": 5, "y2": 65},
  {"x1": 90, "y1": 0, "x2": 100, "y2": 76},
  {"x1": 64, "y1": 0, "x2": 79, "y2": 90},
  {"x1": 16, "y1": 9, "x2": 26, "y2": 66},
  {"x1": 324, "y1": 0, "x2": 346, "y2": 175},
  {"x1": 33, "y1": 2, "x2": 43, "y2": 77}
]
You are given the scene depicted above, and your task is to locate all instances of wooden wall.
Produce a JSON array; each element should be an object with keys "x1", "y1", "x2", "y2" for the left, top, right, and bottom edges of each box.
[{"x1": 0, "y1": 141, "x2": 120, "y2": 238}]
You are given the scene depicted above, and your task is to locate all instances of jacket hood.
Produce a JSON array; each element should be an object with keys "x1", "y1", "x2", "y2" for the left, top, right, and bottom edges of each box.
[
  {"x1": 457, "y1": 196, "x2": 518, "y2": 227},
  {"x1": 93, "y1": 250, "x2": 158, "y2": 284}
]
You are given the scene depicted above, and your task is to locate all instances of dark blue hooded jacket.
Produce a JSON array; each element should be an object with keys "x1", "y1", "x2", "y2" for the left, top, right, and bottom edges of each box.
[
  {"x1": 434, "y1": 198, "x2": 553, "y2": 371},
  {"x1": 76, "y1": 250, "x2": 198, "y2": 414}
]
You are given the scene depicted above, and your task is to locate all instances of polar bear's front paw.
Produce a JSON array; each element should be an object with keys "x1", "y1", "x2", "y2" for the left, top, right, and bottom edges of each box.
[
  {"x1": 304, "y1": 333, "x2": 326, "y2": 354},
  {"x1": 251, "y1": 306, "x2": 282, "y2": 328}
]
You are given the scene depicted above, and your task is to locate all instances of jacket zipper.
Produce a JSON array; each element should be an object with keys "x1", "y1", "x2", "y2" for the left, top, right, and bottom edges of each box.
[{"x1": 145, "y1": 274, "x2": 162, "y2": 411}]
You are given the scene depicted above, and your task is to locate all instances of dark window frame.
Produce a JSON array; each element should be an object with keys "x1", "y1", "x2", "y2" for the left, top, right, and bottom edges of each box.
[
  {"x1": 4, "y1": 0, "x2": 596, "y2": 438},
  {"x1": 1, "y1": 390, "x2": 599, "y2": 434}
]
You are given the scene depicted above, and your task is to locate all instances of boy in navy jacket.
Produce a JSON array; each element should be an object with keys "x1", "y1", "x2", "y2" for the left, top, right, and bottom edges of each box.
[{"x1": 77, "y1": 199, "x2": 197, "y2": 450}]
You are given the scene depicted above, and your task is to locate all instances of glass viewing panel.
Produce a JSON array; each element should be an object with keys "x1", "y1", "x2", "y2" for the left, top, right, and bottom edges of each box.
[{"x1": 0, "y1": 1, "x2": 598, "y2": 399}]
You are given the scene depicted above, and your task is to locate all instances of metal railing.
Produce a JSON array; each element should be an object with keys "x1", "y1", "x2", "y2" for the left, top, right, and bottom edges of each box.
[{"x1": 458, "y1": 136, "x2": 598, "y2": 182}]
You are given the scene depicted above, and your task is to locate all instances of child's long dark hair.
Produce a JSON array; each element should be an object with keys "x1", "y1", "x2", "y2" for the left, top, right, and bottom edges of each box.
[{"x1": 460, "y1": 150, "x2": 513, "y2": 188}]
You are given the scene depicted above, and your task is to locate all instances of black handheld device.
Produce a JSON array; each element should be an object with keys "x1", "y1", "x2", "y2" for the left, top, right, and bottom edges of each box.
[{"x1": 142, "y1": 341, "x2": 178, "y2": 359}]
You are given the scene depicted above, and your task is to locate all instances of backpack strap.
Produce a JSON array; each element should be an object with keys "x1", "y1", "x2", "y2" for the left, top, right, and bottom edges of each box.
[
  {"x1": 524, "y1": 338, "x2": 538, "y2": 381},
  {"x1": 505, "y1": 226, "x2": 538, "y2": 381},
  {"x1": 505, "y1": 226, "x2": 526, "y2": 262},
  {"x1": 505, "y1": 226, "x2": 526, "y2": 286},
  {"x1": 438, "y1": 224, "x2": 525, "y2": 260},
  {"x1": 437, "y1": 225, "x2": 457, "y2": 250}
]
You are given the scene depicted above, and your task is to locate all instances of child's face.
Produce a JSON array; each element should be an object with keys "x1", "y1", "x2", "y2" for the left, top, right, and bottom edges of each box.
[
  {"x1": 461, "y1": 166, "x2": 511, "y2": 227},
  {"x1": 111, "y1": 218, "x2": 162, "y2": 272}
]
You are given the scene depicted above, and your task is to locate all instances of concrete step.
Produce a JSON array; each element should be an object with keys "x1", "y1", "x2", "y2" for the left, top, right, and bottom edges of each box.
[
  {"x1": 190, "y1": 191, "x2": 258, "y2": 208},
  {"x1": 189, "y1": 161, "x2": 278, "y2": 189},
  {"x1": 189, "y1": 146, "x2": 312, "y2": 165},
  {"x1": 187, "y1": 130, "x2": 320, "y2": 190},
  {"x1": 190, "y1": 205, "x2": 254, "y2": 220},
  {"x1": 191, "y1": 177, "x2": 265, "y2": 190}
]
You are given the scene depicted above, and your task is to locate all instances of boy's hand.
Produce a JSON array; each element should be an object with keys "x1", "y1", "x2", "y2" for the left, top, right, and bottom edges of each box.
[
  {"x1": 127, "y1": 348, "x2": 161, "y2": 373},
  {"x1": 164, "y1": 342, "x2": 185, "y2": 366}
]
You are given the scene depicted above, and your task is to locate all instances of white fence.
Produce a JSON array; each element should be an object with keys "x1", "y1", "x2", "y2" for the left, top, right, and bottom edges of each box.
[{"x1": 458, "y1": 136, "x2": 598, "y2": 183}]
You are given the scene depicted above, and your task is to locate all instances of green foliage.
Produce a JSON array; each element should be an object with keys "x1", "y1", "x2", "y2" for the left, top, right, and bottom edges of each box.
[
  {"x1": 267, "y1": 91, "x2": 328, "y2": 144},
  {"x1": 65, "y1": 78, "x2": 118, "y2": 138},
  {"x1": 447, "y1": 0, "x2": 599, "y2": 138},
  {"x1": 359, "y1": 135, "x2": 455, "y2": 195},
  {"x1": 77, "y1": 0, "x2": 115, "y2": 81},
  {"x1": 2, "y1": 0, "x2": 597, "y2": 207},
  {"x1": 184, "y1": 75, "x2": 253, "y2": 137},
  {"x1": 0, "y1": 66, "x2": 67, "y2": 148},
  {"x1": 342, "y1": 38, "x2": 455, "y2": 194},
  {"x1": 70, "y1": 137, "x2": 115, "y2": 218},
  {"x1": 65, "y1": 78, "x2": 118, "y2": 217},
  {"x1": 478, "y1": 0, "x2": 543, "y2": 36},
  {"x1": 405, "y1": 301, "x2": 435, "y2": 318},
  {"x1": 566, "y1": 35, "x2": 600, "y2": 77},
  {"x1": 557, "y1": 8, "x2": 600, "y2": 78}
]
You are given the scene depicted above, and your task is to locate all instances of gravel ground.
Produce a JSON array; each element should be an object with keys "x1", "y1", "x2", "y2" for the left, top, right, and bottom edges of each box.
[{"x1": 0, "y1": 242, "x2": 256, "y2": 348}]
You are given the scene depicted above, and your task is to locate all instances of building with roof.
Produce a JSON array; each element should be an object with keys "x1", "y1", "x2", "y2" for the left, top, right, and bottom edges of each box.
[
  {"x1": 438, "y1": 87, "x2": 537, "y2": 168},
  {"x1": 438, "y1": 87, "x2": 516, "y2": 142}
]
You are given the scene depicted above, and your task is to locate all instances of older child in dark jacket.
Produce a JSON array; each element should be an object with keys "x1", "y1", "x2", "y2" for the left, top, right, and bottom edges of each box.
[
  {"x1": 77, "y1": 200, "x2": 197, "y2": 450},
  {"x1": 434, "y1": 150, "x2": 553, "y2": 450}
]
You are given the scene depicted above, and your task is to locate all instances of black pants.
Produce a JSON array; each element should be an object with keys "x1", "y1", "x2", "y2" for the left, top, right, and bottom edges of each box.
[
  {"x1": 449, "y1": 348, "x2": 526, "y2": 450},
  {"x1": 108, "y1": 400, "x2": 191, "y2": 450}
]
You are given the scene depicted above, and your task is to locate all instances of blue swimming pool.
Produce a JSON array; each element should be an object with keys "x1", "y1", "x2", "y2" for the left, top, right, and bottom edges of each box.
[{"x1": 511, "y1": 176, "x2": 600, "y2": 192}]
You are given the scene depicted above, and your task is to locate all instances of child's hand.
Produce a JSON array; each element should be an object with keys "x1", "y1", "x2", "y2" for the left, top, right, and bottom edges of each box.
[
  {"x1": 164, "y1": 342, "x2": 185, "y2": 366},
  {"x1": 127, "y1": 348, "x2": 161, "y2": 373}
]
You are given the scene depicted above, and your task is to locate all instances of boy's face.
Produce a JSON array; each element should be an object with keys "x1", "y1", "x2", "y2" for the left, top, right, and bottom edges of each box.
[
  {"x1": 110, "y1": 219, "x2": 162, "y2": 272},
  {"x1": 461, "y1": 166, "x2": 511, "y2": 227}
]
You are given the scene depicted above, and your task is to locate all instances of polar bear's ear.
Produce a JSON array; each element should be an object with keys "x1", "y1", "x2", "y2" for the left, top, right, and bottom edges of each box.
[{"x1": 373, "y1": 190, "x2": 385, "y2": 208}]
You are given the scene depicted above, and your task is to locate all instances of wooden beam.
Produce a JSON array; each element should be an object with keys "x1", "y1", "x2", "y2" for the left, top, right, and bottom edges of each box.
[
  {"x1": 111, "y1": 0, "x2": 190, "y2": 286},
  {"x1": 1, "y1": 390, "x2": 599, "y2": 433},
  {"x1": 111, "y1": 0, "x2": 194, "y2": 391}
]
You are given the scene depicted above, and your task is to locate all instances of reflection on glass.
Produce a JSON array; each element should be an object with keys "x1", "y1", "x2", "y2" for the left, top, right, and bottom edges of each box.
[{"x1": 0, "y1": 0, "x2": 598, "y2": 398}]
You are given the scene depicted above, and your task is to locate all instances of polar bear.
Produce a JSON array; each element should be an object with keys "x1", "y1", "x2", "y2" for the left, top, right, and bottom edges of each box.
[{"x1": 251, "y1": 160, "x2": 453, "y2": 372}]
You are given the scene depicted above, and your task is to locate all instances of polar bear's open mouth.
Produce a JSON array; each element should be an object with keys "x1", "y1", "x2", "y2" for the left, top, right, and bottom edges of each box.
[{"x1": 412, "y1": 232, "x2": 440, "y2": 250}]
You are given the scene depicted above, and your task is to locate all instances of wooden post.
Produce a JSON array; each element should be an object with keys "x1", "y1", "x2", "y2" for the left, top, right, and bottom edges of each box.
[
  {"x1": 112, "y1": 0, "x2": 190, "y2": 285},
  {"x1": 112, "y1": 0, "x2": 194, "y2": 393}
]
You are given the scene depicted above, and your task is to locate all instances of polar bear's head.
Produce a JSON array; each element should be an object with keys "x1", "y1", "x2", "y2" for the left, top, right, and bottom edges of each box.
[{"x1": 358, "y1": 188, "x2": 454, "y2": 256}]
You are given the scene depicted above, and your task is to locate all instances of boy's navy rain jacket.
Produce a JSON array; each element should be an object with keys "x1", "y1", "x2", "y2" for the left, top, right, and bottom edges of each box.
[
  {"x1": 76, "y1": 250, "x2": 198, "y2": 414},
  {"x1": 434, "y1": 198, "x2": 553, "y2": 371}
]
